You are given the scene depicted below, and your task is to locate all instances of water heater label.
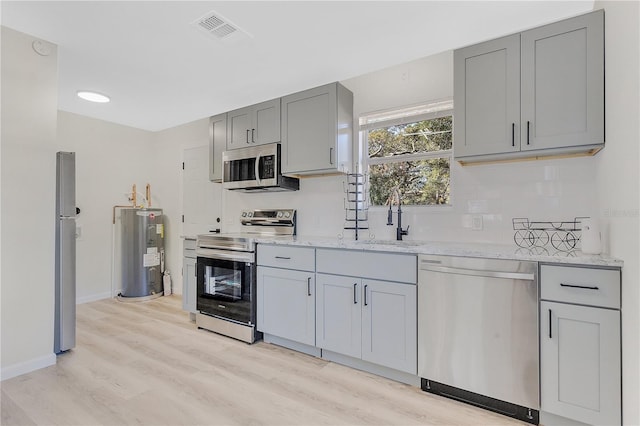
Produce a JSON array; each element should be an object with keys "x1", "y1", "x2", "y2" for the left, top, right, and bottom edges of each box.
[
  {"x1": 156, "y1": 224, "x2": 164, "y2": 238},
  {"x1": 147, "y1": 247, "x2": 158, "y2": 254},
  {"x1": 143, "y1": 252, "x2": 160, "y2": 267}
]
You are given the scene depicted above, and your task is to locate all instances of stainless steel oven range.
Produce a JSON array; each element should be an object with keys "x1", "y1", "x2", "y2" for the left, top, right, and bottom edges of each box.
[{"x1": 195, "y1": 209, "x2": 296, "y2": 343}]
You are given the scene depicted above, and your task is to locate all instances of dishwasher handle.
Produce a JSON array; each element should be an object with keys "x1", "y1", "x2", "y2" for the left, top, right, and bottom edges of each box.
[{"x1": 419, "y1": 263, "x2": 535, "y2": 281}]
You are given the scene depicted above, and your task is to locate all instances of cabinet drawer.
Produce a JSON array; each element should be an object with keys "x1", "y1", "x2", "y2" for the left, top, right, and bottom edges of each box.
[
  {"x1": 317, "y1": 249, "x2": 416, "y2": 284},
  {"x1": 257, "y1": 245, "x2": 315, "y2": 271},
  {"x1": 540, "y1": 264, "x2": 620, "y2": 309},
  {"x1": 183, "y1": 238, "x2": 197, "y2": 258}
]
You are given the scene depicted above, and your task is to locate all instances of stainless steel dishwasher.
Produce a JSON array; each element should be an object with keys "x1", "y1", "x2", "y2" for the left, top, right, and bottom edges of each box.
[{"x1": 418, "y1": 254, "x2": 539, "y2": 424}]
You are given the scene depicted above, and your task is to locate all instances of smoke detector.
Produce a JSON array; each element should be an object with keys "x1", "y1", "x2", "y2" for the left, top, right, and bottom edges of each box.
[{"x1": 192, "y1": 10, "x2": 251, "y2": 42}]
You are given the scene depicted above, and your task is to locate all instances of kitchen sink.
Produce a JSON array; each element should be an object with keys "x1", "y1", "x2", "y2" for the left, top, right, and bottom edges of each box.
[{"x1": 356, "y1": 239, "x2": 427, "y2": 247}]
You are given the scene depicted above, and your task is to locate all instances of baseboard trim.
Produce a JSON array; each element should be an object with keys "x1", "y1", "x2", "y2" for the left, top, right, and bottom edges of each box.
[
  {"x1": 1, "y1": 353, "x2": 56, "y2": 381},
  {"x1": 77, "y1": 291, "x2": 111, "y2": 305}
]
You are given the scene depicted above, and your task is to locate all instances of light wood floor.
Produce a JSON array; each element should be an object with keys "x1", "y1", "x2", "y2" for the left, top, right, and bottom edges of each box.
[{"x1": 1, "y1": 295, "x2": 524, "y2": 425}]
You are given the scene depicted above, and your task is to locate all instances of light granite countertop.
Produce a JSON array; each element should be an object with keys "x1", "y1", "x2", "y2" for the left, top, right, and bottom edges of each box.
[{"x1": 255, "y1": 235, "x2": 623, "y2": 268}]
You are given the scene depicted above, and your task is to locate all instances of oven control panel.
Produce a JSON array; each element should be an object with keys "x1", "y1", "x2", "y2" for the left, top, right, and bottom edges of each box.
[{"x1": 240, "y1": 209, "x2": 296, "y2": 234}]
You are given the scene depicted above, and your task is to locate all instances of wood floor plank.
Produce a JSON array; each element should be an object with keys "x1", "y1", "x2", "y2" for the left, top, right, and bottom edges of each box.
[{"x1": 1, "y1": 295, "x2": 526, "y2": 425}]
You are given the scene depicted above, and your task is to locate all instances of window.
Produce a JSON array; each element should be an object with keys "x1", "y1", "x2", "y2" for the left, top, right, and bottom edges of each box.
[{"x1": 361, "y1": 99, "x2": 453, "y2": 206}]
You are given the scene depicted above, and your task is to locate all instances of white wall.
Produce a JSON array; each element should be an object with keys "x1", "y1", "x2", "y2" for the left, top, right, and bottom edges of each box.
[
  {"x1": 153, "y1": 118, "x2": 213, "y2": 296},
  {"x1": 1, "y1": 27, "x2": 58, "y2": 379},
  {"x1": 593, "y1": 2, "x2": 640, "y2": 424},
  {"x1": 56, "y1": 111, "x2": 156, "y2": 302}
]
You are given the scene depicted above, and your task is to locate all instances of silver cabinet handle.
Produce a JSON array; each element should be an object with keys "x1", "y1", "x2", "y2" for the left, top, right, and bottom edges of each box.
[
  {"x1": 527, "y1": 121, "x2": 530, "y2": 145},
  {"x1": 548, "y1": 309, "x2": 552, "y2": 338},
  {"x1": 307, "y1": 277, "x2": 311, "y2": 296},
  {"x1": 329, "y1": 147, "x2": 334, "y2": 165},
  {"x1": 364, "y1": 284, "x2": 368, "y2": 306},
  {"x1": 251, "y1": 128, "x2": 255, "y2": 143},
  {"x1": 353, "y1": 283, "x2": 357, "y2": 304},
  {"x1": 246, "y1": 129, "x2": 250, "y2": 144},
  {"x1": 560, "y1": 283, "x2": 599, "y2": 290},
  {"x1": 512, "y1": 123, "x2": 515, "y2": 147},
  {"x1": 274, "y1": 256, "x2": 291, "y2": 260}
]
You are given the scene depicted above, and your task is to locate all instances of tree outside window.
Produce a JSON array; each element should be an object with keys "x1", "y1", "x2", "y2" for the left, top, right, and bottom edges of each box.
[{"x1": 363, "y1": 102, "x2": 453, "y2": 206}]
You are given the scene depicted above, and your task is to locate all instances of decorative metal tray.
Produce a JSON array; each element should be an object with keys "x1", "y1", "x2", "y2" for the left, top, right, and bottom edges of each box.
[{"x1": 512, "y1": 217, "x2": 586, "y2": 253}]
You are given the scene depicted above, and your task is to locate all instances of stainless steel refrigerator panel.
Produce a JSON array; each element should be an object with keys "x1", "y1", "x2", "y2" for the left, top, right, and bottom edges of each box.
[
  {"x1": 55, "y1": 151, "x2": 76, "y2": 354},
  {"x1": 55, "y1": 217, "x2": 76, "y2": 353},
  {"x1": 418, "y1": 255, "x2": 539, "y2": 410},
  {"x1": 56, "y1": 152, "x2": 76, "y2": 217}
]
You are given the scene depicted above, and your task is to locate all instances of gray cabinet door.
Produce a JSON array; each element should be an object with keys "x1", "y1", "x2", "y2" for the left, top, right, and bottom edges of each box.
[
  {"x1": 226, "y1": 106, "x2": 252, "y2": 149},
  {"x1": 282, "y1": 83, "x2": 337, "y2": 174},
  {"x1": 182, "y1": 256, "x2": 197, "y2": 313},
  {"x1": 454, "y1": 34, "x2": 520, "y2": 158},
  {"x1": 209, "y1": 113, "x2": 226, "y2": 182},
  {"x1": 257, "y1": 266, "x2": 315, "y2": 346},
  {"x1": 253, "y1": 98, "x2": 281, "y2": 146},
  {"x1": 521, "y1": 10, "x2": 604, "y2": 151},
  {"x1": 540, "y1": 301, "x2": 621, "y2": 425},
  {"x1": 315, "y1": 273, "x2": 361, "y2": 358},
  {"x1": 361, "y1": 279, "x2": 417, "y2": 374},
  {"x1": 227, "y1": 99, "x2": 281, "y2": 149}
]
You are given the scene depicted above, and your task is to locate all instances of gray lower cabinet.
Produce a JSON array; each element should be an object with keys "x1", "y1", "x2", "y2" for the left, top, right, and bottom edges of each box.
[
  {"x1": 315, "y1": 248, "x2": 417, "y2": 375},
  {"x1": 315, "y1": 273, "x2": 362, "y2": 358},
  {"x1": 540, "y1": 264, "x2": 621, "y2": 425},
  {"x1": 315, "y1": 273, "x2": 417, "y2": 374},
  {"x1": 256, "y1": 244, "x2": 316, "y2": 346},
  {"x1": 256, "y1": 267, "x2": 315, "y2": 346},
  {"x1": 182, "y1": 239, "x2": 197, "y2": 315},
  {"x1": 454, "y1": 10, "x2": 604, "y2": 163}
]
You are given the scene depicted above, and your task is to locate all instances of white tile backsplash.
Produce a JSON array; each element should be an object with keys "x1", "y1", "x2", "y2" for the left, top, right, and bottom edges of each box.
[{"x1": 224, "y1": 154, "x2": 598, "y2": 246}]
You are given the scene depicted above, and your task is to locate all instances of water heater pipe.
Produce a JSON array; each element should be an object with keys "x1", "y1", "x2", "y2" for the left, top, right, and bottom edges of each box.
[
  {"x1": 146, "y1": 183, "x2": 151, "y2": 207},
  {"x1": 132, "y1": 184, "x2": 137, "y2": 207}
]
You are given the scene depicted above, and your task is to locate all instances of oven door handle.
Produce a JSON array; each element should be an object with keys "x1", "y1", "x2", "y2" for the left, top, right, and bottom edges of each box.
[{"x1": 196, "y1": 248, "x2": 254, "y2": 263}]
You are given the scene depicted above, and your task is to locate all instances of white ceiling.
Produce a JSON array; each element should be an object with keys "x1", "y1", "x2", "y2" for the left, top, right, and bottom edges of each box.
[{"x1": 2, "y1": 1, "x2": 594, "y2": 132}]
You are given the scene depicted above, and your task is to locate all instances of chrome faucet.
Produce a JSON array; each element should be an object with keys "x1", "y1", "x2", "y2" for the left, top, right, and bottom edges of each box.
[{"x1": 386, "y1": 187, "x2": 409, "y2": 241}]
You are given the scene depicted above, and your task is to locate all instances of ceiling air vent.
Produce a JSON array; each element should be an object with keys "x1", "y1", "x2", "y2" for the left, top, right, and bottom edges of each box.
[{"x1": 192, "y1": 10, "x2": 251, "y2": 42}]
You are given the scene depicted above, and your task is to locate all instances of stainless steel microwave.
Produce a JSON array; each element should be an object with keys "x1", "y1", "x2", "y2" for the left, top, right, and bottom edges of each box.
[{"x1": 222, "y1": 143, "x2": 299, "y2": 192}]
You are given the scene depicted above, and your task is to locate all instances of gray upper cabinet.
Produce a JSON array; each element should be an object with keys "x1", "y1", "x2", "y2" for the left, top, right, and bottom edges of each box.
[
  {"x1": 521, "y1": 11, "x2": 604, "y2": 152},
  {"x1": 209, "y1": 113, "x2": 226, "y2": 182},
  {"x1": 226, "y1": 98, "x2": 281, "y2": 149},
  {"x1": 281, "y1": 82, "x2": 353, "y2": 175},
  {"x1": 454, "y1": 10, "x2": 604, "y2": 163},
  {"x1": 454, "y1": 34, "x2": 521, "y2": 157}
]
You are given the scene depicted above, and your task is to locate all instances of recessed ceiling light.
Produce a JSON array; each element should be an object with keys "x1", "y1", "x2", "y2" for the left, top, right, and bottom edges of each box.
[{"x1": 77, "y1": 91, "x2": 110, "y2": 103}]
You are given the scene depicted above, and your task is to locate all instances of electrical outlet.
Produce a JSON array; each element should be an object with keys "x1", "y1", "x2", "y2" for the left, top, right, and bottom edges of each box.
[{"x1": 472, "y1": 215, "x2": 483, "y2": 231}]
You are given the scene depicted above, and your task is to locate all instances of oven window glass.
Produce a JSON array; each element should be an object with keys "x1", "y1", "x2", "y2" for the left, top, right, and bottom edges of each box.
[{"x1": 203, "y1": 265, "x2": 242, "y2": 300}]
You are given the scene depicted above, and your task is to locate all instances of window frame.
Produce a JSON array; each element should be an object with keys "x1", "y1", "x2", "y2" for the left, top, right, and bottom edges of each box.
[{"x1": 360, "y1": 99, "x2": 454, "y2": 208}]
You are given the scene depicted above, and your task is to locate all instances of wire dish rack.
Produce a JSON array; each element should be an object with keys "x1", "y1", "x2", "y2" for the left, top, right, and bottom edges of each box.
[
  {"x1": 340, "y1": 172, "x2": 373, "y2": 241},
  {"x1": 512, "y1": 217, "x2": 587, "y2": 253}
]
